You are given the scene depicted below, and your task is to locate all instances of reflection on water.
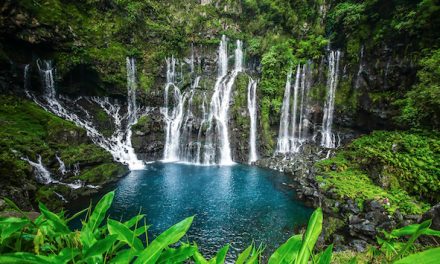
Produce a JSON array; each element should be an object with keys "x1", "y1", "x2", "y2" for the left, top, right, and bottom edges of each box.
[{"x1": 68, "y1": 163, "x2": 312, "y2": 261}]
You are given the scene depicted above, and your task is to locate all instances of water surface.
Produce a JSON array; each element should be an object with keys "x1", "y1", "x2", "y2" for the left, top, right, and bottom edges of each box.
[{"x1": 69, "y1": 163, "x2": 312, "y2": 260}]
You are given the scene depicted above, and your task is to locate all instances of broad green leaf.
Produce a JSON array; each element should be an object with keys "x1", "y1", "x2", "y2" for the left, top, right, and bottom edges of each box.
[
  {"x1": 296, "y1": 208, "x2": 323, "y2": 264},
  {"x1": 107, "y1": 218, "x2": 143, "y2": 251},
  {"x1": 80, "y1": 224, "x2": 97, "y2": 250},
  {"x1": 268, "y1": 234, "x2": 302, "y2": 264},
  {"x1": 83, "y1": 234, "x2": 118, "y2": 259},
  {"x1": 317, "y1": 244, "x2": 333, "y2": 264},
  {"x1": 209, "y1": 244, "x2": 229, "y2": 264},
  {"x1": 236, "y1": 244, "x2": 253, "y2": 264},
  {"x1": 38, "y1": 203, "x2": 70, "y2": 234},
  {"x1": 0, "y1": 218, "x2": 29, "y2": 243},
  {"x1": 85, "y1": 191, "x2": 115, "y2": 232},
  {"x1": 134, "y1": 224, "x2": 151, "y2": 237},
  {"x1": 134, "y1": 216, "x2": 194, "y2": 264},
  {"x1": 123, "y1": 214, "x2": 145, "y2": 229},
  {"x1": 158, "y1": 243, "x2": 197, "y2": 264},
  {"x1": 52, "y1": 248, "x2": 80, "y2": 263},
  {"x1": 193, "y1": 250, "x2": 209, "y2": 264},
  {"x1": 108, "y1": 248, "x2": 137, "y2": 264},
  {"x1": 395, "y1": 247, "x2": 440, "y2": 264},
  {"x1": 396, "y1": 219, "x2": 431, "y2": 259},
  {"x1": 391, "y1": 222, "x2": 440, "y2": 237},
  {"x1": 0, "y1": 252, "x2": 51, "y2": 264},
  {"x1": 3, "y1": 198, "x2": 37, "y2": 227}
]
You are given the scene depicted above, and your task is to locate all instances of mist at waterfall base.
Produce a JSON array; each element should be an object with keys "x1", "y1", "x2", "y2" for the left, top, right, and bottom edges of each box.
[{"x1": 67, "y1": 163, "x2": 312, "y2": 260}]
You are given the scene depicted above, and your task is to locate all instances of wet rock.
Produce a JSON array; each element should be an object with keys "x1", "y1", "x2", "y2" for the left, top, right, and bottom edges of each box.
[
  {"x1": 421, "y1": 203, "x2": 440, "y2": 230},
  {"x1": 349, "y1": 220, "x2": 377, "y2": 238},
  {"x1": 349, "y1": 239, "x2": 368, "y2": 252}
]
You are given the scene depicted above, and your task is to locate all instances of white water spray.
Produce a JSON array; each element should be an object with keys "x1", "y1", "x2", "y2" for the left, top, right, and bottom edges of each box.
[
  {"x1": 55, "y1": 154, "x2": 67, "y2": 175},
  {"x1": 247, "y1": 77, "x2": 258, "y2": 163},
  {"x1": 276, "y1": 63, "x2": 313, "y2": 154},
  {"x1": 276, "y1": 69, "x2": 292, "y2": 154},
  {"x1": 321, "y1": 51, "x2": 341, "y2": 148},
  {"x1": 162, "y1": 36, "x2": 244, "y2": 165},
  {"x1": 22, "y1": 155, "x2": 54, "y2": 184},
  {"x1": 30, "y1": 59, "x2": 145, "y2": 170}
]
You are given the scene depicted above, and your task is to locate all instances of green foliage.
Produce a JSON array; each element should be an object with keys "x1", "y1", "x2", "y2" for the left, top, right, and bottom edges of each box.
[
  {"x1": 396, "y1": 49, "x2": 440, "y2": 129},
  {"x1": 0, "y1": 190, "x2": 327, "y2": 263},
  {"x1": 315, "y1": 130, "x2": 439, "y2": 214},
  {"x1": 1, "y1": 193, "x2": 439, "y2": 263},
  {"x1": 370, "y1": 220, "x2": 440, "y2": 263},
  {"x1": 349, "y1": 130, "x2": 439, "y2": 202},
  {"x1": 0, "y1": 96, "x2": 125, "y2": 208}
]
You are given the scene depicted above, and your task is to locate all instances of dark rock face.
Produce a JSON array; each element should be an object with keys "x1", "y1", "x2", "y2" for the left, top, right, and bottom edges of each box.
[
  {"x1": 132, "y1": 108, "x2": 165, "y2": 161},
  {"x1": 334, "y1": 45, "x2": 417, "y2": 132},
  {"x1": 421, "y1": 203, "x2": 440, "y2": 230}
]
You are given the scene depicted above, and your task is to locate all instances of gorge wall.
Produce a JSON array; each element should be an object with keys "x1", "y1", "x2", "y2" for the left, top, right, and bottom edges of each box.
[{"x1": 0, "y1": 0, "x2": 439, "y2": 231}]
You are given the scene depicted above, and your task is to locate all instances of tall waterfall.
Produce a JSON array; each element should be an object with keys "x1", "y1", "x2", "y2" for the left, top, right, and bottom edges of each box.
[
  {"x1": 29, "y1": 59, "x2": 145, "y2": 170},
  {"x1": 321, "y1": 51, "x2": 341, "y2": 148},
  {"x1": 204, "y1": 38, "x2": 243, "y2": 165},
  {"x1": 122, "y1": 58, "x2": 145, "y2": 170},
  {"x1": 247, "y1": 77, "x2": 258, "y2": 163},
  {"x1": 276, "y1": 63, "x2": 313, "y2": 154},
  {"x1": 162, "y1": 36, "x2": 244, "y2": 165},
  {"x1": 276, "y1": 69, "x2": 292, "y2": 153}
]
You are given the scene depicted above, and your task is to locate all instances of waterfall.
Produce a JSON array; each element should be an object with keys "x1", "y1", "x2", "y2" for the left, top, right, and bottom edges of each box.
[
  {"x1": 247, "y1": 77, "x2": 258, "y2": 163},
  {"x1": 56, "y1": 154, "x2": 67, "y2": 175},
  {"x1": 29, "y1": 59, "x2": 145, "y2": 170},
  {"x1": 122, "y1": 57, "x2": 145, "y2": 170},
  {"x1": 161, "y1": 36, "x2": 243, "y2": 165},
  {"x1": 321, "y1": 50, "x2": 341, "y2": 148},
  {"x1": 203, "y1": 38, "x2": 242, "y2": 165},
  {"x1": 276, "y1": 63, "x2": 313, "y2": 154},
  {"x1": 276, "y1": 69, "x2": 292, "y2": 154},
  {"x1": 22, "y1": 155, "x2": 54, "y2": 184},
  {"x1": 355, "y1": 46, "x2": 364, "y2": 89},
  {"x1": 162, "y1": 57, "x2": 185, "y2": 162}
]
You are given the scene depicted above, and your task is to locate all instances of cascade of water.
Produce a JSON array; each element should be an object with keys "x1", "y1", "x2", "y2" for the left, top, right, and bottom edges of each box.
[
  {"x1": 355, "y1": 46, "x2": 364, "y2": 89},
  {"x1": 276, "y1": 62, "x2": 313, "y2": 155},
  {"x1": 161, "y1": 36, "x2": 243, "y2": 165},
  {"x1": 73, "y1": 163, "x2": 80, "y2": 176},
  {"x1": 195, "y1": 92, "x2": 208, "y2": 164},
  {"x1": 23, "y1": 64, "x2": 31, "y2": 95},
  {"x1": 321, "y1": 50, "x2": 341, "y2": 148},
  {"x1": 203, "y1": 38, "x2": 242, "y2": 165},
  {"x1": 162, "y1": 57, "x2": 185, "y2": 162},
  {"x1": 55, "y1": 154, "x2": 67, "y2": 175},
  {"x1": 276, "y1": 69, "x2": 292, "y2": 154},
  {"x1": 290, "y1": 65, "x2": 300, "y2": 152},
  {"x1": 247, "y1": 77, "x2": 258, "y2": 163},
  {"x1": 22, "y1": 155, "x2": 54, "y2": 184},
  {"x1": 122, "y1": 57, "x2": 145, "y2": 170},
  {"x1": 31, "y1": 59, "x2": 145, "y2": 170}
]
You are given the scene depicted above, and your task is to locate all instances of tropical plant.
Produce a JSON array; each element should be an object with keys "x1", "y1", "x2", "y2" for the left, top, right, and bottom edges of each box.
[
  {"x1": 370, "y1": 219, "x2": 440, "y2": 263},
  {"x1": 1, "y1": 191, "x2": 439, "y2": 263},
  {"x1": 0, "y1": 191, "x2": 329, "y2": 263}
]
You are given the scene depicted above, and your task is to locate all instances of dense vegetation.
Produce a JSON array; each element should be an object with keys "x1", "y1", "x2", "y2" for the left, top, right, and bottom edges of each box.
[
  {"x1": 1, "y1": 191, "x2": 439, "y2": 263},
  {"x1": 316, "y1": 130, "x2": 439, "y2": 215},
  {"x1": 0, "y1": 96, "x2": 126, "y2": 209},
  {"x1": 1, "y1": 0, "x2": 440, "y2": 262}
]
